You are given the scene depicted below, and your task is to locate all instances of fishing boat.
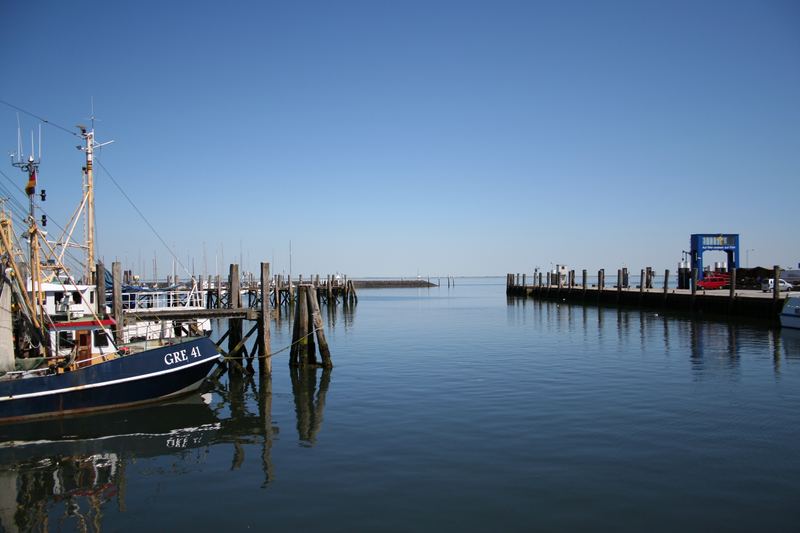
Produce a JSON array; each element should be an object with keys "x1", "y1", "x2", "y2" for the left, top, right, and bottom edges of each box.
[
  {"x1": 780, "y1": 293, "x2": 800, "y2": 329},
  {"x1": 0, "y1": 126, "x2": 223, "y2": 423}
]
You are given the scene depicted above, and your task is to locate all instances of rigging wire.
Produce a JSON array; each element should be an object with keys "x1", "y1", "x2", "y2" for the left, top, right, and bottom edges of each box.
[
  {"x1": 94, "y1": 157, "x2": 193, "y2": 280},
  {"x1": 0, "y1": 100, "x2": 185, "y2": 279},
  {"x1": 0, "y1": 168, "x2": 88, "y2": 273},
  {"x1": 0, "y1": 98, "x2": 79, "y2": 138}
]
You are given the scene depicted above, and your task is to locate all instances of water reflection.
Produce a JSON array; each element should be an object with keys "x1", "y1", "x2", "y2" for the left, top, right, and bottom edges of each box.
[
  {"x1": 0, "y1": 353, "x2": 338, "y2": 531},
  {"x1": 290, "y1": 367, "x2": 332, "y2": 446},
  {"x1": 506, "y1": 296, "x2": 795, "y2": 377},
  {"x1": 0, "y1": 397, "x2": 221, "y2": 532}
]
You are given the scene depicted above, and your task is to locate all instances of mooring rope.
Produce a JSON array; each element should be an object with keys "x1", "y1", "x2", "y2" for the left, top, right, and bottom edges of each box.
[{"x1": 218, "y1": 326, "x2": 324, "y2": 362}]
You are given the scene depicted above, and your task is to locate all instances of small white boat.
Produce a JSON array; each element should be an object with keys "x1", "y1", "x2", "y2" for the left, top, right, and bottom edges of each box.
[{"x1": 780, "y1": 293, "x2": 800, "y2": 329}]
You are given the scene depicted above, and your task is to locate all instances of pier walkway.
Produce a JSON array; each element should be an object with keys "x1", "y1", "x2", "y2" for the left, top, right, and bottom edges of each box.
[{"x1": 506, "y1": 272, "x2": 787, "y2": 322}]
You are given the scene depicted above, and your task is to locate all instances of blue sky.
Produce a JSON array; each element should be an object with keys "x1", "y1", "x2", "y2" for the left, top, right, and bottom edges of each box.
[{"x1": 1, "y1": 0, "x2": 798, "y2": 277}]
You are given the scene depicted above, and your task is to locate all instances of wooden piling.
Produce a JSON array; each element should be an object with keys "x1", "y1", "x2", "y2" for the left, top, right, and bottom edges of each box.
[
  {"x1": 582, "y1": 269, "x2": 587, "y2": 291},
  {"x1": 663, "y1": 269, "x2": 670, "y2": 297},
  {"x1": 773, "y1": 265, "x2": 780, "y2": 301},
  {"x1": 728, "y1": 267, "x2": 736, "y2": 301},
  {"x1": 112, "y1": 262, "x2": 123, "y2": 344},
  {"x1": 228, "y1": 264, "x2": 243, "y2": 363},
  {"x1": 290, "y1": 285, "x2": 311, "y2": 366},
  {"x1": 258, "y1": 262, "x2": 271, "y2": 375},
  {"x1": 307, "y1": 286, "x2": 332, "y2": 368}
]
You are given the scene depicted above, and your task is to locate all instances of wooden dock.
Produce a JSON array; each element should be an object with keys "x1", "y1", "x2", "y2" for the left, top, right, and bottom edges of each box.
[{"x1": 506, "y1": 268, "x2": 787, "y2": 322}]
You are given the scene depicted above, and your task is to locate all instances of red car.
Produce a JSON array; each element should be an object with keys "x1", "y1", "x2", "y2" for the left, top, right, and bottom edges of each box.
[{"x1": 697, "y1": 274, "x2": 730, "y2": 290}]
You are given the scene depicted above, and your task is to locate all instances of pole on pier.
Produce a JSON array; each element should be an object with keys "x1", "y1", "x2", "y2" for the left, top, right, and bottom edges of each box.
[
  {"x1": 691, "y1": 268, "x2": 697, "y2": 298},
  {"x1": 582, "y1": 269, "x2": 587, "y2": 291},
  {"x1": 640, "y1": 269, "x2": 645, "y2": 295},
  {"x1": 773, "y1": 265, "x2": 780, "y2": 302},
  {"x1": 95, "y1": 262, "x2": 105, "y2": 318},
  {"x1": 112, "y1": 262, "x2": 123, "y2": 344},
  {"x1": 728, "y1": 267, "x2": 736, "y2": 302},
  {"x1": 258, "y1": 262, "x2": 271, "y2": 375},
  {"x1": 663, "y1": 269, "x2": 670, "y2": 296}
]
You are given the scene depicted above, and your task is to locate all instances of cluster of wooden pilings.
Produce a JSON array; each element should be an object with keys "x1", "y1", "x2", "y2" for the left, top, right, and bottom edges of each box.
[
  {"x1": 289, "y1": 285, "x2": 332, "y2": 368},
  {"x1": 203, "y1": 273, "x2": 358, "y2": 310},
  {"x1": 107, "y1": 260, "x2": 350, "y2": 377},
  {"x1": 506, "y1": 265, "x2": 786, "y2": 321}
]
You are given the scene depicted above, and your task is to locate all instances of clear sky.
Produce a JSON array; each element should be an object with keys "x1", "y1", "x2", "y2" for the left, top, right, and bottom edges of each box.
[{"x1": 1, "y1": 0, "x2": 798, "y2": 278}]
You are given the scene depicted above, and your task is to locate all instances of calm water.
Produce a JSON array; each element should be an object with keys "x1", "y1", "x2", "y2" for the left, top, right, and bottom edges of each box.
[{"x1": 2, "y1": 278, "x2": 799, "y2": 532}]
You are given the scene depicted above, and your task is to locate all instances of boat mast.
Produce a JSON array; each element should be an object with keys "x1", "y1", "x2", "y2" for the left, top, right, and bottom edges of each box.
[
  {"x1": 81, "y1": 127, "x2": 95, "y2": 283},
  {"x1": 78, "y1": 126, "x2": 113, "y2": 283}
]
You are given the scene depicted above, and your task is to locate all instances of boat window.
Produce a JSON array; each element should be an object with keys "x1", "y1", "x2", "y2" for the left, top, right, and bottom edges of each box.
[
  {"x1": 54, "y1": 291, "x2": 64, "y2": 304},
  {"x1": 72, "y1": 291, "x2": 82, "y2": 304},
  {"x1": 93, "y1": 330, "x2": 109, "y2": 347},
  {"x1": 90, "y1": 292, "x2": 94, "y2": 304},
  {"x1": 58, "y1": 331, "x2": 74, "y2": 349}
]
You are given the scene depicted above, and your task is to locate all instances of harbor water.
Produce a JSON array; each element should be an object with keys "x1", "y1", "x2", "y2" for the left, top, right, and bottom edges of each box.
[{"x1": 1, "y1": 278, "x2": 799, "y2": 531}]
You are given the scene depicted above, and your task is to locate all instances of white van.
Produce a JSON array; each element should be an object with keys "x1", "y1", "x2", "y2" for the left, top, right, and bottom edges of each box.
[{"x1": 762, "y1": 278, "x2": 793, "y2": 292}]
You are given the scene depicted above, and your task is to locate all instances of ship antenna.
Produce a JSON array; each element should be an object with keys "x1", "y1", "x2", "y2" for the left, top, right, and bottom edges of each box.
[{"x1": 16, "y1": 113, "x2": 22, "y2": 163}]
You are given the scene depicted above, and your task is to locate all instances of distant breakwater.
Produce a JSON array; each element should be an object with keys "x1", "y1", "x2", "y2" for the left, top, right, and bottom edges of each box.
[{"x1": 353, "y1": 279, "x2": 437, "y2": 289}]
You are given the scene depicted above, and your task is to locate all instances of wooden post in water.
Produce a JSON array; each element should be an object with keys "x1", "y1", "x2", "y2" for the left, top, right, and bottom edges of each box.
[
  {"x1": 258, "y1": 262, "x2": 271, "y2": 375},
  {"x1": 728, "y1": 267, "x2": 736, "y2": 303},
  {"x1": 112, "y1": 262, "x2": 123, "y2": 344},
  {"x1": 307, "y1": 286, "x2": 332, "y2": 368},
  {"x1": 228, "y1": 264, "x2": 243, "y2": 365},
  {"x1": 290, "y1": 285, "x2": 310, "y2": 366},
  {"x1": 582, "y1": 269, "x2": 587, "y2": 290},
  {"x1": 639, "y1": 269, "x2": 645, "y2": 296},
  {"x1": 691, "y1": 268, "x2": 697, "y2": 298},
  {"x1": 95, "y1": 262, "x2": 105, "y2": 318},
  {"x1": 663, "y1": 269, "x2": 670, "y2": 296},
  {"x1": 215, "y1": 275, "x2": 222, "y2": 309}
]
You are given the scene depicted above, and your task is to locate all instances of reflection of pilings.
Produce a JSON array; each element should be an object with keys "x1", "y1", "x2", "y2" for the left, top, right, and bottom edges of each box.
[
  {"x1": 258, "y1": 371, "x2": 274, "y2": 486},
  {"x1": 290, "y1": 366, "x2": 331, "y2": 444}
]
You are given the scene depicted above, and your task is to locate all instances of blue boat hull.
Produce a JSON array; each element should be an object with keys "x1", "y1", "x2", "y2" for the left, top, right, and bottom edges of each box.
[{"x1": 0, "y1": 336, "x2": 223, "y2": 423}]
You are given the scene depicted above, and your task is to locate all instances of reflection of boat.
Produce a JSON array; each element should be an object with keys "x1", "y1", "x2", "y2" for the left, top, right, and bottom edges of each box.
[
  {"x1": 0, "y1": 126, "x2": 222, "y2": 422},
  {"x1": 780, "y1": 293, "x2": 800, "y2": 329},
  {"x1": 0, "y1": 397, "x2": 224, "y2": 533},
  {"x1": 0, "y1": 395, "x2": 221, "y2": 463}
]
